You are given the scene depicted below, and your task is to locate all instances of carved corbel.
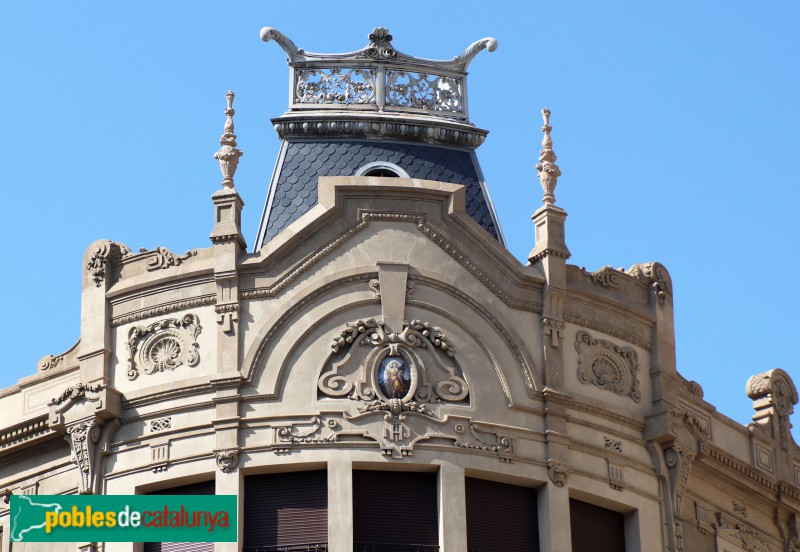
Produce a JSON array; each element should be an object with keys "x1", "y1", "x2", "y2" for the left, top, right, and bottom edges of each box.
[
  {"x1": 547, "y1": 460, "x2": 571, "y2": 487},
  {"x1": 48, "y1": 383, "x2": 121, "y2": 494},
  {"x1": 215, "y1": 449, "x2": 240, "y2": 473},
  {"x1": 664, "y1": 442, "x2": 696, "y2": 552}
]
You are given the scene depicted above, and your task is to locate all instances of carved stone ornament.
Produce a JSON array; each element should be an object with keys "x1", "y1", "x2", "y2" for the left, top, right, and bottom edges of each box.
[
  {"x1": 67, "y1": 420, "x2": 101, "y2": 494},
  {"x1": 213, "y1": 91, "x2": 243, "y2": 190},
  {"x1": 141, "y1": 246, "x2": 197, "y2": 271},
  {"x1": 536, "y1": 108, "x2": 561, "y2": 206},
  {"x1": 49, "y1": 383, "x2": 102, "y2": 406},
  {"x1": 215, "y1": 449, "x2": 239, "y2": 473},
  {"x1": 126, "y1": 314, "x2": 201, "y2": 380},
  {"x1": 747, "y1": 368, "x2": 798, "y2": 452},
  {"x1": 715, "y1": 513, "x2": 769, "y2": 552},
  {"x1": 86, "y1": 240, "x2": 131, "y2": 287},
  {"x1": 319, "y1": 318, "x2": 467, "y2": 418},
  {"x1": 575, "y1": 331, "x2": 641, "y2": 402},
  {"x1": 547, "y1": 460, "x2": 571, "y2": 487},
  {"x1": 626, "y1": 262, "x2": 671, "y2": 305},
  {"x1": 664, "y1": 442, "x2": 695, "y2": 552}
]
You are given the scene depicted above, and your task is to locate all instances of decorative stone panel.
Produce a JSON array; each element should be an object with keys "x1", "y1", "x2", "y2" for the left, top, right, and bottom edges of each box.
[
  {"x1": 574, "y1": 331, "x2": 641, "y2": 402},
  {"x1": 126, "y1": 314, "x2": 201, "y2": 380}
]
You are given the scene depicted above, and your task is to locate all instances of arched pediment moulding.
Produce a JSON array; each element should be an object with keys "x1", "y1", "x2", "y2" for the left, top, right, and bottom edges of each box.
[{"x1": 239, "y1": 265, "x2": 540, "y2": 414}]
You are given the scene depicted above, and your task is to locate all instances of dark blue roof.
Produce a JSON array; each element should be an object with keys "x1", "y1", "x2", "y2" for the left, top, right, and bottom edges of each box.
[{"x1": 257, "y1": 140, "x2": 500, "y2": 248}]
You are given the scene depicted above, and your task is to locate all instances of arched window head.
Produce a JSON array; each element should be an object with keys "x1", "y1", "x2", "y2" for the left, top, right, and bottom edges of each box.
[{"x1": 355, "y1": 161, "x2": 410, "y2": 178}]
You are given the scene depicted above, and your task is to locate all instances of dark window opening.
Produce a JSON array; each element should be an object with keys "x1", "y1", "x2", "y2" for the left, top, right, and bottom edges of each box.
[
  {"x1": 244, "y1": 471, "x2": 328, "y2": 552},
  {"x1": 353, "y1": 470, "x2": 438, "y2": 552},
  {"x1": 466, "y1": 478, "x2": 539, "y2": 552},
  {"x1": 363, "y1": 168, "x2": 399, "y2": 177},
  {"x1": 570, "y1": 498, "x2": 626, "y2": 552},
  {"x1": 144, "y1": 480, "x2": 215, "y2": 552}
]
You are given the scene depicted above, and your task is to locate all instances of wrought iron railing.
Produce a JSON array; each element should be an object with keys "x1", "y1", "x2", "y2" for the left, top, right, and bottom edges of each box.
[
  {"x1": 261, "y1": 26, "x2": 497, "y2": 122},
  {"x1": 353, "y1": 544, "x2": 439, "y2": 552}
]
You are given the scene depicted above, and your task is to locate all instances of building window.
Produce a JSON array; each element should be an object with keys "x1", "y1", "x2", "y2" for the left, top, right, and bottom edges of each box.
[
  {"x1": 465, "y1": 477, "x2": 539, "y2": 552},
  {"x1": 353, "y1": 470, "x2": 438, "y2": 552},
  {"x1": 569, "y1": 498, "x2": 626, "y2": 552},
  {"x1": 244, "y1": 470, "x2": 328, "y2": 552},
  {"x1": 144, "y1": 480, "x2": 215, "y2": 552},
  {"x1": 355, "y1": 161, "x2": 410, "y2": 178}
]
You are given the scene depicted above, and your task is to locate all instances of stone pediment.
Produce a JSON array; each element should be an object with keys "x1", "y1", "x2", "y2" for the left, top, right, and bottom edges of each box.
[{"x1": 240, "y1": 176, "x2": 544, "y2": 301}]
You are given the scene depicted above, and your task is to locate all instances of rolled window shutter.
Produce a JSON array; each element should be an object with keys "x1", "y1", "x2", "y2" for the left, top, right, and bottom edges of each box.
[
  {"x1": 144, "y1": 480, "x2": 216, "y2": 552},
  {"x1": 353, "y1": 470, "x2": 438, "y2": 551},
  {"x1": 465, "y1": 477, "x2": 539, "y2": 552},
  {"x1": 244, "y1": 470, "x2": 328, "y2": 551},
  {"x1": 569, "y1": 498, "x2": 626, "y2": 552}
]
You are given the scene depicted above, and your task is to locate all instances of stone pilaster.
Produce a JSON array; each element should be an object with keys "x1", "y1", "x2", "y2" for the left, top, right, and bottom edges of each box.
[
  {"x1": 438, "y1": 462, "x2": 467, "y2": 552},
  {"x1": 328, "y1": 457, "x2": 353, "y2": 552}
]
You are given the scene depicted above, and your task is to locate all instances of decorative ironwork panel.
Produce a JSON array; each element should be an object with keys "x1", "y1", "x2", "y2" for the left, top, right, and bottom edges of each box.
[
  {"x1": 295, "y1": 68, "x2": 376, "y2": 105},
  {"x1": 386, "y1": 71, "x2": 463, "y2": 114}
]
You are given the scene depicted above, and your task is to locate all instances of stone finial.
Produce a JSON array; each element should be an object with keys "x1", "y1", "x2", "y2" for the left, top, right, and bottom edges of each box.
[
  {"x1": 747, "y1": 368, "x2": 798, "y2": 452},
  {"x1": 536, "y1": 108, "x2": 561, "y2": 206},
  {"x1": 214, "y1": 91, "x2": 244, "y2": 190}
]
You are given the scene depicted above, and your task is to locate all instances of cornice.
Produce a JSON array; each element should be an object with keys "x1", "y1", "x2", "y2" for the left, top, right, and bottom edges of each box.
[
  {"x1": 706, "y1": 445, "x2": 778, "y2": 492},
  {"x1": 563, "y1": 311, "x2": 652, "y2": 351},
  {"x1": 111, "y1": 295, "x2": 216, "y2": 327}
]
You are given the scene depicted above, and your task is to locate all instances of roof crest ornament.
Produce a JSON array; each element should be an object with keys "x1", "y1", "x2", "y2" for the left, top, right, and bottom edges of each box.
[
  {"x1": 536, "y1": 108, "x2": 561, "y2": 206},
  {"x1": 259, "y1": 27, "x2": 305, "y2": 63},
  {"x1": 214, "y1": 91, "x2": 243, "y2": 190},
  {"x1": 259, "y1": 26, "x2": 497, "y2": 71}
]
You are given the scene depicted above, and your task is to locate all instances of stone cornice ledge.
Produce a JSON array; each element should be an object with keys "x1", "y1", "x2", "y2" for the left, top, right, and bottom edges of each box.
[{"x1": 563, "y1": 311, "x2": 652, "y2": 351}]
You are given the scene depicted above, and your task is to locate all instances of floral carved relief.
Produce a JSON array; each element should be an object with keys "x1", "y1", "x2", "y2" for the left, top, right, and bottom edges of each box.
[
  {"x1": 126, "y1": 314, "x2": 201, "y2": 380},
  {"x1": 575, "y1": 331, "x2": 641, "y2": 402}
]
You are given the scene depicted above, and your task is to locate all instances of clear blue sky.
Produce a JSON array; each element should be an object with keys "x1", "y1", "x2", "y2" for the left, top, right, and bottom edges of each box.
[{"x1": 1, "y1": 3, "x2": 798, "y2": 441}]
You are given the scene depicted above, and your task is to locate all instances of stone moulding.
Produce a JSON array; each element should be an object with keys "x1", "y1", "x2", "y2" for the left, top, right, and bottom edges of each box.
[
  {"x1": 0, "y1": 416, "x2": 51, "y2": 450},
  {"x1": 240, "y1": 211, "x2": 542, "y2": 314},
  {"x1": 563, "y1": 312, "x2": 651, "y2": 351},
  {"x1": 126, "y1": 314, "x2": 202, "y2": 380},
  {"x1": 575, "y1": 331, "x2": 641, "y2": 402},
  {"x1": 110, "y1": 296, "x2": 216, "y2": 327}
]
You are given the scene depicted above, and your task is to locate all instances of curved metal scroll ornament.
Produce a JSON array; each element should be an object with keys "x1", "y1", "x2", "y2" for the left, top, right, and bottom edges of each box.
[
  {"x1": 575, "y1": 330, "x2": 641, "y2": 402},
  {"x1": 127, "y1": 314, "x2": 201, "y2": 380},
  {"x1": 319, "y1": 318, "x2": 468, "y2": 415}
]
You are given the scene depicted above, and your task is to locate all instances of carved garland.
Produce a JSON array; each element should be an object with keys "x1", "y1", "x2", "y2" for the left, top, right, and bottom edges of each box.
[
  {"x1": 126, "y1": 314, "x2": 201, "y2": 380},
  {"x1": 575, "y1": 331, "x2": 641, "y2": 402}
]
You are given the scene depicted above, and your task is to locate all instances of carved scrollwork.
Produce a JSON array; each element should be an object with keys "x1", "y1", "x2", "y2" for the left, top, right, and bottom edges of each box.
[
  {"x1": 86, "y1": 240, "x2": 131, "y2": 287},
  {"x1": 126, "y1": 314, "x2": 201, "y2": 380},
  {"x1": 576, "y1": 265, "x2": 623, "y2": 288},
  {"x1": 575, "y1": 331, "x2": 641, "y2": 402},
  {"x1": 547, "y1": 460, "x2": 571, "y2": 487},
  {"x1": 215, "y1": 449, "x2": 239, "y2": 473},
  {"x1": 49, "y1": 383, "x2": 102, "y2": 406},
  {"x1": 320, "y1": 318, "x2": 468, "y2": 418},
  {"x1": 626, "y1": 262, "x2": 671, "y2": 305},
  {"x1": 142, "y1": 246, "x2": 197, "y2": 271}
]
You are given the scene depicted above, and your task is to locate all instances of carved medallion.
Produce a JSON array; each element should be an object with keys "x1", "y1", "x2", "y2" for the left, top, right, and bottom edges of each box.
[
  {"x1": 126, "y1": 314, "x2": 201, "y2": 380},
  {"x1": 575, "y1": 331, "x2": 641, "y2": 402},
  {"x1": 319, "y1": 318, "x2": 468, "y2": 417}
]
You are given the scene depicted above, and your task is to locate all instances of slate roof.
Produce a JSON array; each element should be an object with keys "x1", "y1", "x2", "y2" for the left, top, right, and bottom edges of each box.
[{"x1": 257, "y1": 140, "x2": 500, "y2": 248}]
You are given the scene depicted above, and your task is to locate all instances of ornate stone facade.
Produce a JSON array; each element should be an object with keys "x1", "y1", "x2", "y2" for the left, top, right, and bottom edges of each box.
[{"x1": 0, "y1": 26, "x2": 798, "y2": 552}]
